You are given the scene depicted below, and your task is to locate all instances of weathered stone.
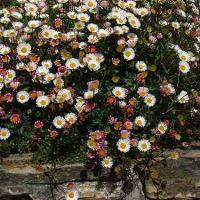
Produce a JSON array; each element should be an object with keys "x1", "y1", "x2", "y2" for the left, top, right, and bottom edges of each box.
[
  {"x1": 0, "y1": 154, "x2": 145, "y2": 200},
  {"x1": 2, "y1": 150, "x2": 200, "y2": 200},
  {"x1": 145, "y1": 155, "x2": 200, "y2": 199}
]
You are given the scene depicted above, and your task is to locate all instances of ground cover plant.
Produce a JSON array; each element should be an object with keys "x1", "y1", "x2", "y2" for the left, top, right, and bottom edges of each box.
[{"x1": 0, "y1": 0, "x2": 200, "y2": 199}]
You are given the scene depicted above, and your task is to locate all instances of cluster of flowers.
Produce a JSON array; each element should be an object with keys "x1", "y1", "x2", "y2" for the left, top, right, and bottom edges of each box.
[{"x1": 0, "y1": 1, "x2": 200, "y2": 199}]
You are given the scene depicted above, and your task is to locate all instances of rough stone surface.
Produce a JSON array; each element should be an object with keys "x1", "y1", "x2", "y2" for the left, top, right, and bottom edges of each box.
[
  {"x1": 145, "y1": 149, "x2": 200, "y2": 200},
  {"x1": 1, "y1": 149, "x2": 200, "y2": 200},
  {"x1": 0, "y1": 154, "x2": 145, "y2": 200}
]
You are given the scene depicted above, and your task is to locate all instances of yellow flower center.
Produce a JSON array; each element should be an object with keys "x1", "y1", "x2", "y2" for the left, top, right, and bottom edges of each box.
[
  {"x1": 87, "y1": 2, "x2": 94, "y2": 7},
  {"x1": 120, "y1": 143, "x2": 126, "y2": 149},
  {"x1": 40, "y1": 100, "x2": 47, "y2": 106},
  {"x1": 124, "y1": 51, "x2": 131, "y2": 57},
  {"x1": 1, "y1": 131, "x2": 7, "y2": 137},
  {"x1": 68, "y1": 191, "x2": 75, "y2": 198},
  {"x1": 70, "y1": 63, "x2": 76, "y2": 68},
  {"x1": 180, "y1": 65, "x2": 186, "y2": 71},
  {"x1": 56, "y1": 119, "x2": 62, "y2": 126},
  {"x1": 137, "y1": 120, "x2": 142, "y2": 126},
  {"x1": 104, "y1": 159, "x2": 110, "y2": 165},
  {"x1": 115, "y1": 91, "x2": 122, "y2": 97},
  {"x1": 19, "y1": 95, "x2": 25, "y2": 100},
  {"x1": 147, "y1": 98, "x2": 152, "y2": 104},
  {"x1": 141, "y1": 143, "x2": 147, "y2": 150},
  {"x1": 21, "y1": 47, "x2": 28, "y2": 54}
]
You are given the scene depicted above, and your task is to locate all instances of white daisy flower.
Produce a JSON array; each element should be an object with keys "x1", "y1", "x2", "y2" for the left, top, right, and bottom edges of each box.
[
  {"x1": 112, "y1": 87, "x2": 127, "y2": 99},
  {"x1": 134, "y1": 116, "x2": 146, "y2": 127},
  {"x1": 102, "y1": 157, "x2": 113, "y2": 168},
  {"x1": 137, "y1": 87, "x2": 149, "y2": 98},
  {"x1": 137, "y1": 139, "x2": 151, "y2": 152},
  {"x1": 178, "y1": 51, "x2": 191, "y2": 62},
  {"x1": 128, "y1": 16, "x2": 141, "y2": 29},
  {"x1": 77, "y1": 13, "x2": 90, "y2": 22},
  {"x1": 44, "y1": 73, "x2": 55, "y2": 82},
  {"x1": 157, "y1": 122, "x2": 168, "y2": 134},
  {"x1": 65, "y1": 58, "x2": 80, "y2": 70},
  {"x1": 36, "y1": 66, "x2": 49, "y2": 76},
  {"x1": 136, "y1": 61, "x2": 147, "y2": 72},
  {"x1": 5, "y1": 69, "x2": 16, "y2": 83},
  {"x1": 67, "y1": 11, "x2": 77, "y2": 19},
  {"x1": 26, "y1": 62, "x2": 37, "y2": 72},
  {"x1": 0, "y1": 128, "x2": 11, "y2": 140},
  {"x1": 88, "y1": 60, "x2": 101, "y2": 71},
  {"x1": 57, "y1": 89, "x2": 72, "y2": 102},
  {"x1": 41, "y1": 29, "x2": 52, "y2": 39},
  {"x1": 16, "y1": 91, "x2": 29, "y2": 104},
  {"x1": 85, "y1": 0, "x2": 97, "y2": 9},
  {"x1": 87, "y1": 23, "x2": 98, "y2": 33},
  {"x1": 123, "y1": 48, "x2": 135, "y2": 61},
  {"x1": 75, "y1": 102, "x2": 85, "y2": 113},
  {"x1": 179, "y1": 61, "x2": 190, "y2": 74},
  {"x1": 17, "y1": 42, "x2": 31, "y2": 57},
  {"x1": 53, "y1": 116, "x2": 65, "y2": 129},
  {"x1": 172, "y1": 22, "x2": 180, "y2": 29},
  {"x1": 28, "y1": 20, "x2": 41, "y2": 29},
  {"x1": 177, "y1": 90, "x2": 189, "y2": 104},
  {"x1": 144, "y1": 94, "x2": 156, "y2": 107},
  {"x1": 137, "y1": 8, "x2": 149, "y2": 17},
  {"x1": 84, "y1": 90, "x2": 94, "y2": 99},
  {"x1": 117, "y1": 139, "x2": 131, "y2": 153},
  {"x1": 66, "y1": 189, "x2": 79, "y2": 200},
  {"x1": 65, "y1": 113, "x2": 77, "y2": 125},
  {"x1": 12, "y1": 21, "x2": 23, "y2": 30},
  {"x1": 36, "y1": 95, "x2": 50, "y2": 108}
]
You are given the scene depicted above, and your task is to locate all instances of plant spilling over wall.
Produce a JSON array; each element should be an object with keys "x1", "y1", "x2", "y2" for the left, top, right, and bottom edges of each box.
[{"x1": 0, "y1": 0, "x2": 200, "y2": 197}]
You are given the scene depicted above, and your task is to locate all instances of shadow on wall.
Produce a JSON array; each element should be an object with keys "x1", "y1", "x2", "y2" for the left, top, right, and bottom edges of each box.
[{"x1": 0, "y1": 194, "x2": 33, "y2": 200}]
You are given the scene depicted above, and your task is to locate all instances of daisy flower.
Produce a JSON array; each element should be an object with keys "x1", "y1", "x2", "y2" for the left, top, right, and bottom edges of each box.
[
  {"x1": 5, "y1": 69, "x2": 16, "y2": 83},
  {"x1": 88, "y1": 60, "x2": 101, "y2": 71},
  {"x1": 177, "y1": 90, "x2": 189, "y2": 104},
  {"x1": 0, "y1": 128, "x2": 11, "y2": 140},
  {"x1": 65, "y1": 113, "x2": 77, "y2": 125},
  {"x1": 117, "y1": 138, "x2": 131, "y2": 153},
  {"x1": 172, "y1": 22, "x2": 180, "y2": 29},
  {"x1": 85, "y1": 0, "x2": 97, "y2": 10},
  {"x1": 77, "y1": 13, "x2": 90, "y2": 22},
  {"x1": 136, "y1": 61, "x2": 147, "y2": 72},
  {"x1": 57, "y1": 89, "x2": 72, "y2": 102},
  {"x1": 53, "y1": 116, "x2": 65, "y2": 129},
  {"x1": 179, "y1": 61, "x2": 190, "y2": 74},
  {"x1": 66, "y1": 190, "x2": 79, "y2": 200},
  {"x1": 28, "y1": 20, "x2": 41, "y2": 29},
  {"x1": 134, "y1": 116, "x2": 146, "y2": 127},
  {"x1": 87, "y1": 23, "x2": 98, "y2": 33},
  {"x1": 128, "y1": 16, "x2": 141, "y2": 29},
  {"x1": 157, "y1": 122, "x2": 168, "y2": 135},
  {"x1": 102, "y1": 157, "x2": 113, "y2": 168},
  {"x1": 16, "y1": 91, "x2": 30, "y2": 104},
  {"x1": 144, "y1": 94, "x2": 156, "y2": 107},
  {"x1": 123, "y1": 48, "x2": 135, "y2": 61},
  {"x1": 137, "y1": 8, "x2": 149, "y2": 17},
  {"x1": 42, "y1": 60, "x2": 53, "y2": 69},
  {"x1": 84, "y1": 90, "x2": 94, "y2": 99},
  {"x1": 36, "y1": 96, "x2": 50, "y2": 108},
  {"x1": 137, "y1": 87, "x2": 149, "y2": 98},
  {"x1": 178, "y1": 51, "x2": 191, "y2": 62},
  {"x1": 65, "y1": 58, "x2": 80, "y2": 70},
  {"x1": 137, "y1": 139, "x2": 151, "y2": 152},
  {"x1": 17, "y1": 42, "x2": 31, "y2": 57},
  {"x1": 112, "y1": 87, "x2": 127, "y2": 99}
]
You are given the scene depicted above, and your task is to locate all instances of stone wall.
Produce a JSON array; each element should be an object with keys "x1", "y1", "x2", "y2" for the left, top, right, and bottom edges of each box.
[{"x1": 1, "y1": 146, "x2": 200, "y2": 200}]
